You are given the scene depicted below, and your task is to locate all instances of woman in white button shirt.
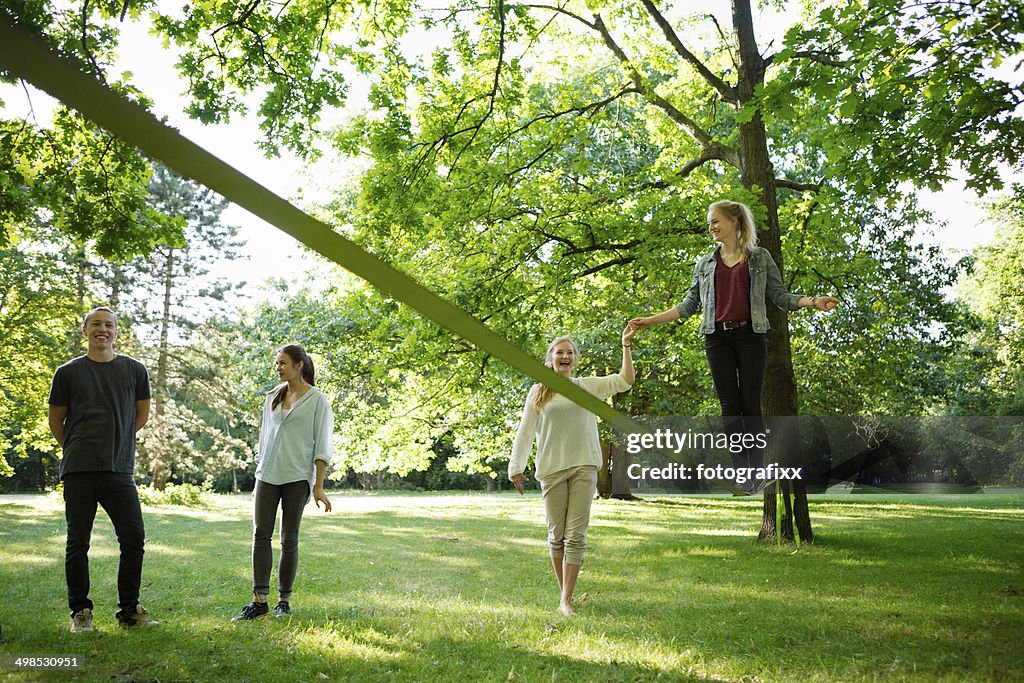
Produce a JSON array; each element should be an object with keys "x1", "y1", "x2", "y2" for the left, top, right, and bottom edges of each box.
[
  {"x1": 509, "y1": 325, "x2": 635, "y2": 616},
  {"x1": 232, "y1": 344, "x2": 333, "y2": 621}
]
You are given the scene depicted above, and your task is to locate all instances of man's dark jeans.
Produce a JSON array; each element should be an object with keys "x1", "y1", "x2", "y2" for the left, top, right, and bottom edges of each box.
[
  {"x1": 705, "y1": 327, "x2": 768, "y2": 469},
  {"x1": 63, "y1": 472, "x2": 145, "y2": 614}
]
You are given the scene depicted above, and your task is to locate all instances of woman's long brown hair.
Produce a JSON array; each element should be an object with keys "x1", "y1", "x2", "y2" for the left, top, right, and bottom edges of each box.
[{"x1": 272, "y1": 344, "x2": 316, "y2": 410}]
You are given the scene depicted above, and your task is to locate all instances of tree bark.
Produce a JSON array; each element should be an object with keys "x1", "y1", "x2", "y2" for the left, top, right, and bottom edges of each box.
[
  {"x1": 732, "y1": 0, "x2": 813, "y2": 543},
  {"x1": 109, "y1": 263, "x2": 122, "y2": 310},
  {"x1": 155, "y1": 247, "x2": 174, "y2": 410},
  {"x1": 609, "y1": 440, "x2": 637, "y2": 500},
  {"x1": 149, "y1": 247, "x2": 175, "y2": 490},
  {"x1": 598, "y1": 439, "x2": 613, "y2": 497},
  {"x1": 69, "y1": 246, "x2": 88, "y2": 356}
]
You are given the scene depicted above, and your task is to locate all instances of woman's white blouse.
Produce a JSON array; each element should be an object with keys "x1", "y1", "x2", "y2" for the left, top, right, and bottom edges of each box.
[{"x1": 256, "y1": 386, "x2": 333, "y2": 492}]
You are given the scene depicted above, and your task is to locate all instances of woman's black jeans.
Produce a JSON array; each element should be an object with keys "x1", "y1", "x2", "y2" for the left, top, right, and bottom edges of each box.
[
  {"x1": 252, "y1": 479, "x2": 309, "y2": 600},
  {"x1": 704, "y1": 326, "x2": 768, "y2": 469}
]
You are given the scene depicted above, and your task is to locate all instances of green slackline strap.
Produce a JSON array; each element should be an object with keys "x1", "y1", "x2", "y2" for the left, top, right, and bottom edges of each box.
[{"x1": 0, "y1": 15, "x2": 717, "y2": 484}]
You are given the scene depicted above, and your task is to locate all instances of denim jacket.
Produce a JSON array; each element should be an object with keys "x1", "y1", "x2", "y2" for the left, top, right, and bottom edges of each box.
[{"x1": 674, "y1": 245, "x2": 801, "y2": 334}]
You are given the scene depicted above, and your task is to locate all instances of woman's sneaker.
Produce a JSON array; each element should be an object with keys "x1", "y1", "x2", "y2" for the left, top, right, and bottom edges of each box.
[
  {"x1": 273, "y1": 601, "x2": 291, "y2": 617},
  {"x1": 231, "y1": 601, "x2": 269, "y2": 621},
  {"x1": 70, "y1": 609, "x2": 94, "y2": 633}
]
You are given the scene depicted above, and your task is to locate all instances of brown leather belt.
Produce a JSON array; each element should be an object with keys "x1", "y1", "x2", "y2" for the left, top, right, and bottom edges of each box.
[{"x1": 715, "y1": 320, "x2": 749, "y2": 331}]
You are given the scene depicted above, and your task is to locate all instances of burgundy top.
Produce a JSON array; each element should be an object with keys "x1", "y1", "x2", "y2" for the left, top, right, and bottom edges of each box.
[{"x1": 714, "y1": 253, "x2": 751, "y2": 324}]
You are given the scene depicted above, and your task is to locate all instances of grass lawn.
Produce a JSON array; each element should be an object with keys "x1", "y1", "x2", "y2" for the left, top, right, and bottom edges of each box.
[{"x1": 1, "y1": 491, "x2": 1022, "y2": 682}]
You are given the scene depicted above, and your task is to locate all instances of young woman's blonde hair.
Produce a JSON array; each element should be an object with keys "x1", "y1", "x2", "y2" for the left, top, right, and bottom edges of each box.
[
  {"x1": 531, "y1": 336, "x2": 579, "y2": 410},
  {"x1": 708, "y1": 200, "x2": 758, "y2": 255}
]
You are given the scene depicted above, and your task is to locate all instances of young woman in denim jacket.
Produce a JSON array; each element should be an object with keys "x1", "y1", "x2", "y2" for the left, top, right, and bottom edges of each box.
[{"x1": 630, "y1": 201, "x2": 838, "y2": 490}]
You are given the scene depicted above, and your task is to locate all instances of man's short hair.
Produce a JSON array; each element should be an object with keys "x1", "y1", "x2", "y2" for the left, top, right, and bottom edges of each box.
[{"x1": 83, "y1": 307, "x2": 118, "y2": 328}]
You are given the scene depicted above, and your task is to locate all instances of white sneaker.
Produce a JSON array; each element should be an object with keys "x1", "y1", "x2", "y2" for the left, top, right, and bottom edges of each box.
[{"x1": 70, "y1": 608, "x2": 94, "y2": 633}]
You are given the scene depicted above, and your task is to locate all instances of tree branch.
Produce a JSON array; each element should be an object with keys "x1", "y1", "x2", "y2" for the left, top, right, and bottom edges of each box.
[
  {"x1": 775, "y1": 179, "x2": 821, "y2": 193},
  {"x1": 811, "y1": 266, "x2": 844, "y2": 297},
  {"x1": 639, "y1": 0, "x2": 737, "y2": 103},
  {"x1": 705, "y1": 12, "x2": 737, "y2": 74},
  {"x1": 766, "y1": 50, "x2": 847, "y2": 68},
  {"x1": 591, "y1": 14, "x2": 716, "y2": 150},
  {"x1": 678, "y1": 145, "x2": 738, "y2": 176},
  {"x1": 449, "y1": 0, "x2": 508, "y2": 172},
  {"x1": 521, "y1": 3, "x2": 597, "y2": 29},
  {"x1": 579, "y1": 255, "x2": 636, "y2": 277},
  {"x1": 80, "y1": 0, "x2": 107, "y2": 83}
]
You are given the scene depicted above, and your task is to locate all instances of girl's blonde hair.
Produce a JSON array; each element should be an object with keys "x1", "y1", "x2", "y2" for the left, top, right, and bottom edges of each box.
[
  {"x1": 708, "y1": 200, "x2": 758, "y2": 255},
  {"x1": 531, "y1": 336, "x2": 579, "y2": 410}
]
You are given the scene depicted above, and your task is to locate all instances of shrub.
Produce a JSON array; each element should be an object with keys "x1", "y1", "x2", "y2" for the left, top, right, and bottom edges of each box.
[{"x1": 138, "y1": 482, "x2": 213, "y2": 508}]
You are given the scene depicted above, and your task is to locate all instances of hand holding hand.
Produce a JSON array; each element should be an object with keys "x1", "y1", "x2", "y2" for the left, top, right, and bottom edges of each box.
[
  {"x1": 622, "y1": 323, "x2": 636, "y2": 346},
  {"x1": 628, "y1": 316, "x2": 651, "y2": 330}
]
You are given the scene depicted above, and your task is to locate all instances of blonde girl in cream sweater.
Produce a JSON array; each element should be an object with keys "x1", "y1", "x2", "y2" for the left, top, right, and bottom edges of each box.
[{"x1": 509, "y1": 324, "x2": 635, "y2": 615}]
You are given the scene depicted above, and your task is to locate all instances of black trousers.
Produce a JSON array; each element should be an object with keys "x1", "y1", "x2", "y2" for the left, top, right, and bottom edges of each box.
[
  {"x1": 704, "y1": 327, "x2": 768, "y2": 469},
  {"x1": 252, "y1": 479, "x2": 309, "y2": 600},
  {"x1": 63, "y1": 472, "x2": 145, "y2": 615}
]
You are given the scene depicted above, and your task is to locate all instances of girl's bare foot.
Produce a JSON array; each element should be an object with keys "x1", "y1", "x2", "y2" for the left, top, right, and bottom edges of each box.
[{"x1": 558, "y1": 602, "x2": 575, "y2": 616}]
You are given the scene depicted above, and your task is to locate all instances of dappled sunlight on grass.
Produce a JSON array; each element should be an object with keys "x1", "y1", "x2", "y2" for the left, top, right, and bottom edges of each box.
[
  {"x1": 533, "y1": 628, "x2": 702, "y2": 675},
  {"x1": 277, "y1": 620, "x2": 411, "y2": 665},
  {"x1": 142, "y1": 542, "x2": 199, "y2": 558},
  {"x1": 669, "y1": 545, "x2": 740, "y2": 559},
  {"x1": 143, "y1": 503, "x2": 252, "y2": 523},
  {"x1": 686, "y1": 528, "x2": 753, "y2": 537},
  {"x1": 3, "y1": 552, "x2": 57, "y2": 567}
]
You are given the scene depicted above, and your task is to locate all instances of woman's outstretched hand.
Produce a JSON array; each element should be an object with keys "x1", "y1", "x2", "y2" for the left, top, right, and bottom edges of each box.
[
  {"x1": 628, "y1": 316, "x2": 652, "y2": 330},
  {"x1": 814, "y1": 297, "x2": 841, "y2": 312}
]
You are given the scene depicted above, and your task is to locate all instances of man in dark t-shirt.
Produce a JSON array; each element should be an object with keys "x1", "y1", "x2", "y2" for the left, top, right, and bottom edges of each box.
[{"x1": 48, "y1": 307, "x2": 158, "y2": 633}]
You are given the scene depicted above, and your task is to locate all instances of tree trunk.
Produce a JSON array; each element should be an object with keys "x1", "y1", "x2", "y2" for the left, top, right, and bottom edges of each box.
[
  {"x1": 148, "y1": 247, "x2": 175, "y2": 490},
  {"x1": 609, "y1": 440, "x2": 637, "y2": 500},
  {"x1": 110, "y1": 263, "x2": 122, "y2": 310},
  {"x1": 155, "y1": 247, "x2": 174, "y2": 410},
  {"x1": 605, "y1": 385, "x2": 635, "y2": 499},
  {"x1": 732, "y1": 0, "x2": 813, "y2": 542},
  {"x1": 757, "y1": 418, "x2": 814, "y2": 542},
  {"x1": 597, "y1": 439, "x2": 613, "y2": 498},
  {"x1": 69, "y1": 246, "x2": 88, "y2": 356}
]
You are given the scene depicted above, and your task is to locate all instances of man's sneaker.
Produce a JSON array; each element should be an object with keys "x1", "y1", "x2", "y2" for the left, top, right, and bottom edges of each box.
[
  {"x1": 231, "y1": 601, "x2": 269, "y2": 622},
  {"x1": 116, "y1": 604, "x2": 160, "y2": 628},
  {"x1": 273, "y1": 601, "x2": 291, "y2": 618},
  {"x1": 70, "y1": 609, "x2": 94, "y2": 633}
]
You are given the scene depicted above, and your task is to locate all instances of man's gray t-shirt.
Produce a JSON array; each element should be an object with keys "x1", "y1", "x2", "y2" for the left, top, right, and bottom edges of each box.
[{"x1": 48, "y1": 355, "x2": 151, "y2": 478}]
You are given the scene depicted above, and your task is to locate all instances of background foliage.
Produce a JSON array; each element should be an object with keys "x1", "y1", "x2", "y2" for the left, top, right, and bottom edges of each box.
[{"x1": 0, "y1": 0, "x2": 1021, "y2": 491}]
